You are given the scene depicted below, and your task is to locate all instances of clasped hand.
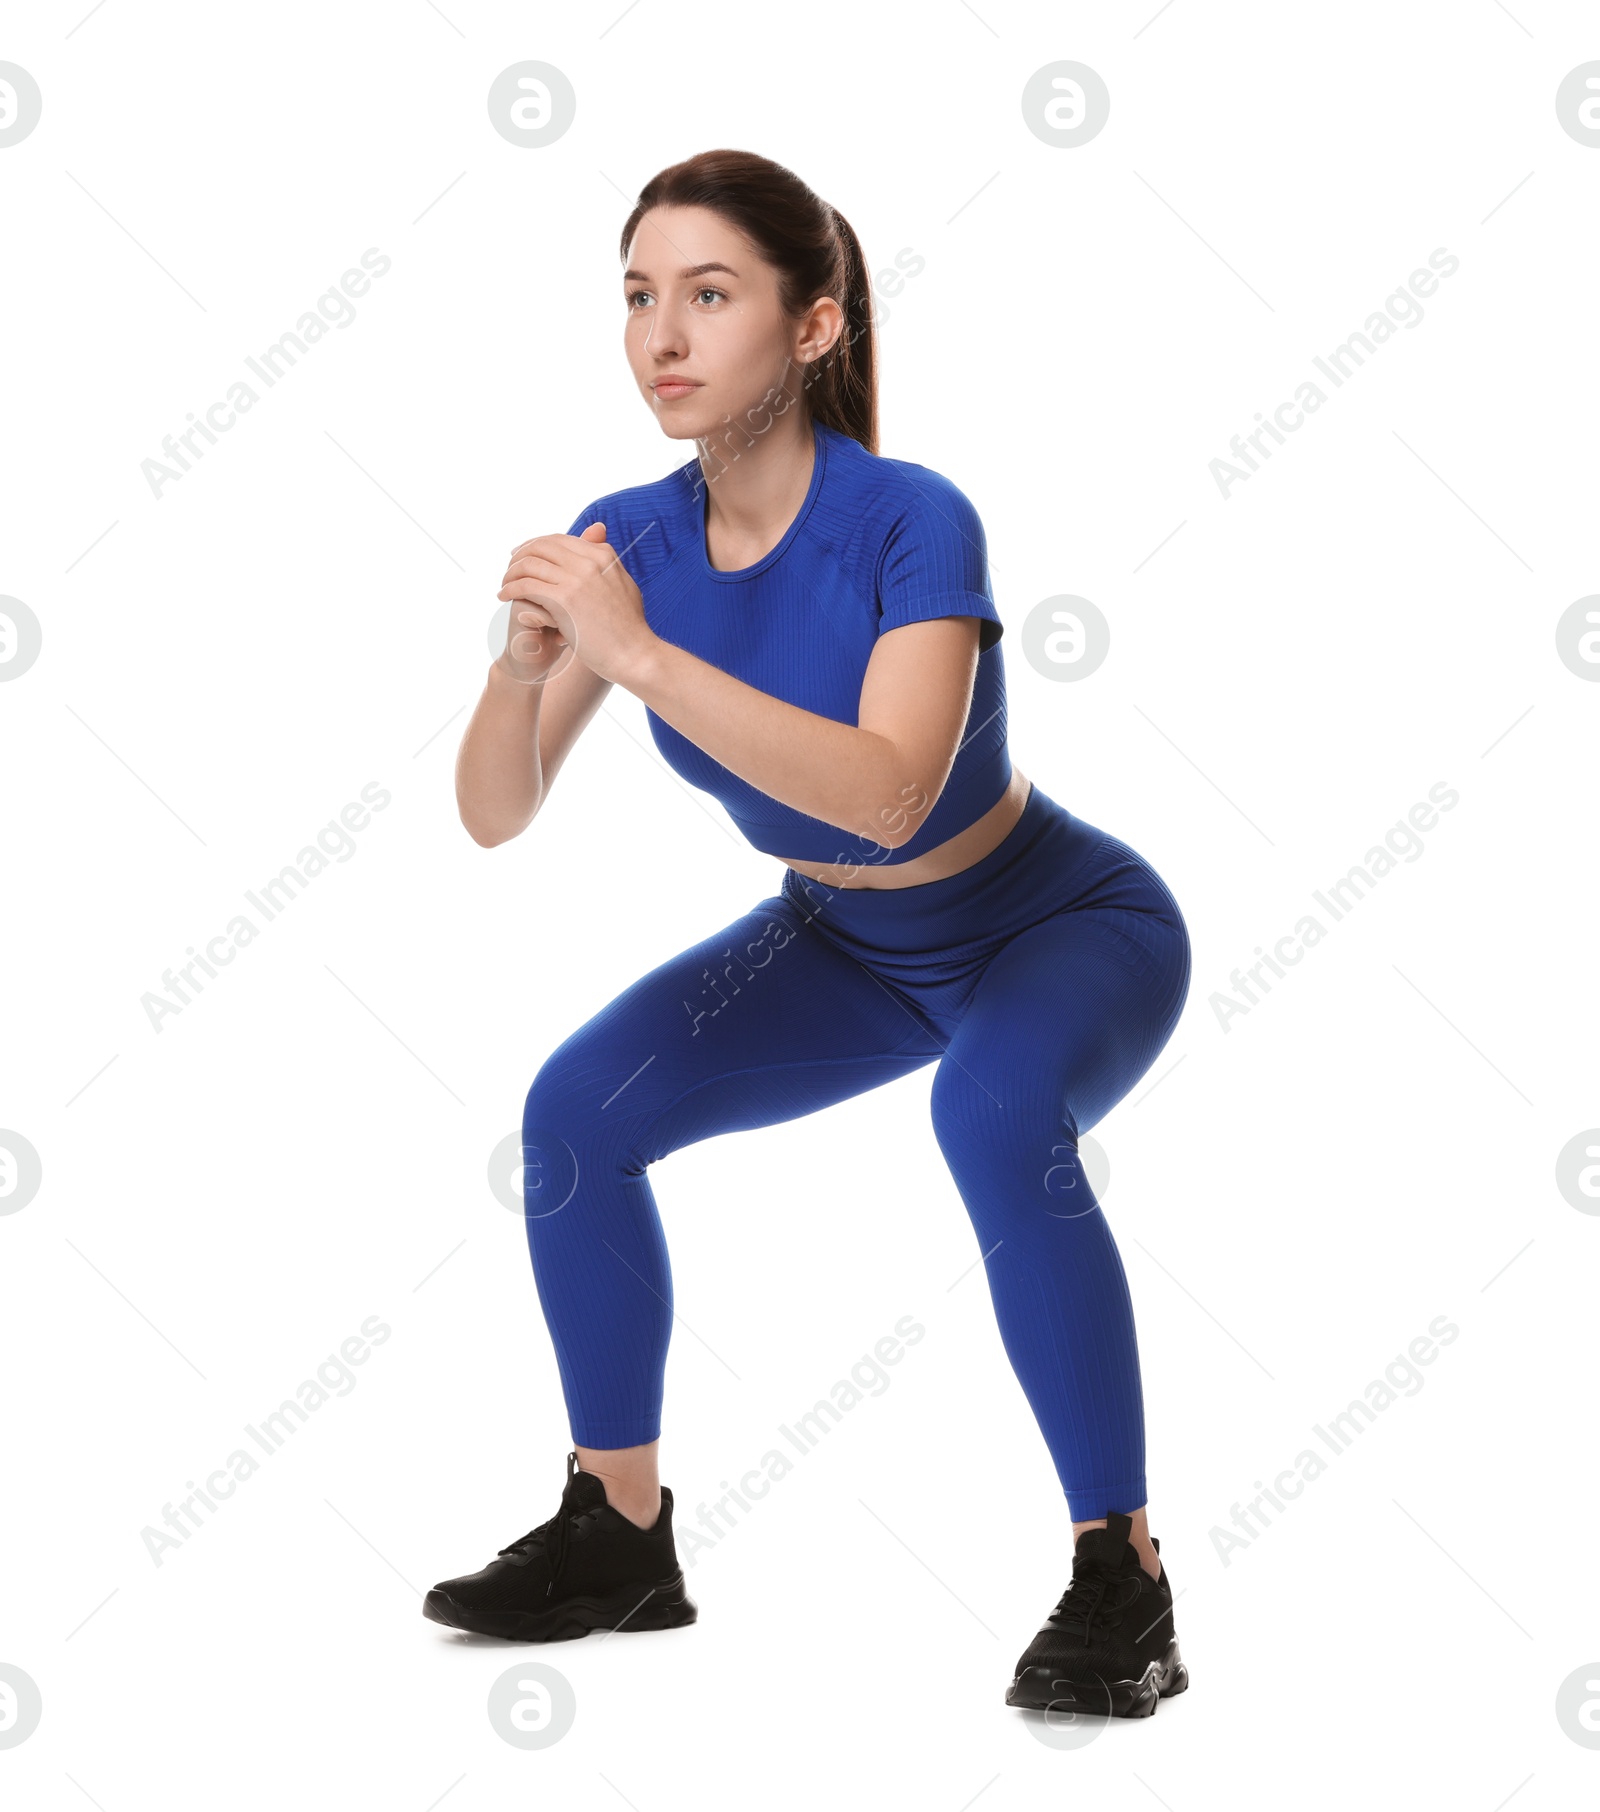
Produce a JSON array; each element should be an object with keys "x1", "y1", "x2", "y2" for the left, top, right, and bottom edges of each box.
[{"x1": 498, "y1": 522, "x2": 655, "y2": 686}]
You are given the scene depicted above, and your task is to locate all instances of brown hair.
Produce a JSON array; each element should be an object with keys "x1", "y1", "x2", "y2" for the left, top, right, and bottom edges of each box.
[{"x1": 618, "y1": 148, "x2": 879, "y2": 456}]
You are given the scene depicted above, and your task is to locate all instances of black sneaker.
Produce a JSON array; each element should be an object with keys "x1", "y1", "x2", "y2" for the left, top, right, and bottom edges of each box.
[
  {"x1": 1005, "y1": 1511, "x2": 1188, "y2": 1718},
  {"x1": 423, "y1": 1450, "x2": 698, "y2": 1642}
]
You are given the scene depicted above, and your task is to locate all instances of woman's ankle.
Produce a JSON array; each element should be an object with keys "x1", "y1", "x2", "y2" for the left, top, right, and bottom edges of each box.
[
  {"x1": 607, "y1": 1490, "x2": 664, "y2": 1532},
  {"x1": 1073, "y1": 1506, "x2": 1162, "y2": 1581},
  {"x1": 574, "y1": 1440, "x2": 662, "y2": 1530}
]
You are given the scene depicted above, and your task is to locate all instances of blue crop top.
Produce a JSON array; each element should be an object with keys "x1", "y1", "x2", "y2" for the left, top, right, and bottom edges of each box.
[{"x1": 565, "y1": 418, "x2": 1010, "y2": 866}]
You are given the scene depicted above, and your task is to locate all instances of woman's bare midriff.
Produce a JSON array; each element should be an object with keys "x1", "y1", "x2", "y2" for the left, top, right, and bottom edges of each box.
[{"x1": 779, "y1": 767, "x2": 1034, "y2": 891}]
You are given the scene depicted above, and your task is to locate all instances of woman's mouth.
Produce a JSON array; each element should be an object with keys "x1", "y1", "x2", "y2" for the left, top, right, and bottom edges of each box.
[{"x1": 652, "y1": 379, "x2": 701, "y2": 400}]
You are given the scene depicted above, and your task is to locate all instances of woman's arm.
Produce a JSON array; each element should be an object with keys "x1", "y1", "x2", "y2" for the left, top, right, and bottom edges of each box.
[
  {"x1": 615, "y1": 616, "x2": 984, "y2": 851},
  {"x1": 498, "y1": 522, "x2": 988, "y2": 851},
  {"x1": 455, "y1": 652, "x2": 613, "y2": 848}
]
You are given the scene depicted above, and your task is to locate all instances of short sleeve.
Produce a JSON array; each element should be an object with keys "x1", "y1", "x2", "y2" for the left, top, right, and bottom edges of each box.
[{"x1": 875, "y1": 476, "x2": 1004, "y2": 652}]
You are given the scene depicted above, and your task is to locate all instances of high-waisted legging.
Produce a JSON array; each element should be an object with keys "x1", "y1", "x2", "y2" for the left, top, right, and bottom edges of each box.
[{"x1": 520, "y1": 779, "x2": 1191, "y2": 1520}]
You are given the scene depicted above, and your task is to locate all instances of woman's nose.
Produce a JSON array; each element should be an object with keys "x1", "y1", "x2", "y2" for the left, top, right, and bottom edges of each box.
[{"x1": 642, "y1": 310, "x2": 686, "y2": 354}]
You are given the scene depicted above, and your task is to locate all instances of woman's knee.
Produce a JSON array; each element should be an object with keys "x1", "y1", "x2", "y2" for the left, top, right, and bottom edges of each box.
[
  {"x1": 929, "y1": 1063, "x2": 1100, "y2": 1228},
  {"x1": 522, "y1": 1032, "x2": 645, "y2": 1193}
]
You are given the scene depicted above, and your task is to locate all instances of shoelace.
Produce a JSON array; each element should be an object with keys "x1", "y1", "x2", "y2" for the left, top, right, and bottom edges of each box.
[
  {"x1": 1051, "y1": 1561, "x2": 1145, "y2": 1640},
  {"x1": 497, "y1": 1451, "x2": 595, "y2": 1598}
]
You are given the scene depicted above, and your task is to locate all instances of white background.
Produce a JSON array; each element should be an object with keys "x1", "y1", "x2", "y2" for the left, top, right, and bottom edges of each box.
[{"x1": 2, "y1": 0, "x2": 1597, "y2": 1803}]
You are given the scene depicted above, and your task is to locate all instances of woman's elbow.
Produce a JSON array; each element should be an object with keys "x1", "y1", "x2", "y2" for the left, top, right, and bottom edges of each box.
[
  {"x1": 460, "y1": 803, "x2": 535, "y2": 849},
  {"x1": 856, "y1": 778, "x2": 939, "y2": 851}
]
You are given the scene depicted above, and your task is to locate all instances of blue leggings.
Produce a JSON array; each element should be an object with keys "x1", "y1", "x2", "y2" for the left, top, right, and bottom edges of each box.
[{"x1": 521, "y1": 781, "x2": 1191, "y2": 1520}]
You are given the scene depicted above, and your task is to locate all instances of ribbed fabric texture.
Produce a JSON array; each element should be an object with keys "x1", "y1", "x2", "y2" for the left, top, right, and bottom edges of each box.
[
  {"x1": 522, "y1": 783, "x2": 1192, "y2": 1521},
  {"x1": 565, "y1": 420, "x2": 1010, "y2": 864}
]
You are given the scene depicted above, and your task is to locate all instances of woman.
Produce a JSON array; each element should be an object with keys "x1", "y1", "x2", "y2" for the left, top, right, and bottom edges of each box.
[{"x1": 427, "y1": 149, "x2": 1192, "y2": 1720}]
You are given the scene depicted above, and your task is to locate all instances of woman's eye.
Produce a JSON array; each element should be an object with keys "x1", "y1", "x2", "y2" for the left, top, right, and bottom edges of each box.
[{"x1": 625, "y1": 287, "x2": 725, "y2": 310}]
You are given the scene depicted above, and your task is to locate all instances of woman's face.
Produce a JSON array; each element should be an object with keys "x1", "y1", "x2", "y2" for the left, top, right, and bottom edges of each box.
[{"x1": 622, "y1": 204, "x2": 841, "y2": 443}]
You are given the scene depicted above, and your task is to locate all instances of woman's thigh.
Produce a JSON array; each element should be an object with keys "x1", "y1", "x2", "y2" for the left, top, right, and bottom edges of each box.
[
  {"x1": 929, "y1": 901, "x2": 1191, "y2": 1167},
  {"x1": 524, "y1": 892, "x2": 944, "y2": 1174}
]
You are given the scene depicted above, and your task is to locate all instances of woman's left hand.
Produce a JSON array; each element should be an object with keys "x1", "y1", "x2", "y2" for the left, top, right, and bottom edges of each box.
[{"x1": 498, "y1": 522, "x2": 658, "y2": 687}]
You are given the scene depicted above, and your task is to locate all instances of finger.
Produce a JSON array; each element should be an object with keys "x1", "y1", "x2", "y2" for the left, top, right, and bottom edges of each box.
[
  {"x1": 501, "y1": 550, "x2": 569, "y2": 584},
  {"x1": 507, "y1": 550, "x2": 568, "y2": 579},
  {"x1": 518, "y1": 521, "x2": 607, "y2": 545},
  {"x1": 506, "y1": 639, "x2": 576, "y2": 684},
  {"x1": 517, "y1": 620, "x2": 561, "y2": 648},
  {"x1": 507, "y1": 531, "x2": 579, "y2": 559},
  {"x1": 498, "y1": 580, "x2": 561, "y2": 605},
  {"x1": 507, "y1": 626, "x2": 567, "y2": 658}
]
